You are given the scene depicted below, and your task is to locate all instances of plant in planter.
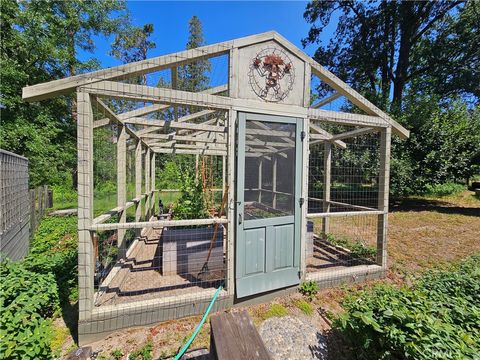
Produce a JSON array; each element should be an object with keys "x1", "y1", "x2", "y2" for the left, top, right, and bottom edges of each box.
[{"x1": 162, "y1": 169, "x2": 224, "y2": 279}]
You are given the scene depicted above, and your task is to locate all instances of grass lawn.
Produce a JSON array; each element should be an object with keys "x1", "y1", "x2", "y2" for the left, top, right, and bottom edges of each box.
[{"x1": 51, "y1": 190, "x2": 479, "y2": 359}]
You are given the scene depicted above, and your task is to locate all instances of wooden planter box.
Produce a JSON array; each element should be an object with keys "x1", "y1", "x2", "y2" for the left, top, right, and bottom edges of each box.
[{"x1": 161, "y1": 225, "x2": 224, "y2": 276}]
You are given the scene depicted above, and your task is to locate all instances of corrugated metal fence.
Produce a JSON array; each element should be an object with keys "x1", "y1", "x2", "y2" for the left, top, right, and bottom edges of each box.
[{"x1": 0, "y1": 149, "x2": 52, "y2": 261}]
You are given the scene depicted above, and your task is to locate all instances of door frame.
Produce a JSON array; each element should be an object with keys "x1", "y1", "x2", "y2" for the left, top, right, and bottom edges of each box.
[{"x1": 235, "y1": 112, "x2": 304, "y2": 298}]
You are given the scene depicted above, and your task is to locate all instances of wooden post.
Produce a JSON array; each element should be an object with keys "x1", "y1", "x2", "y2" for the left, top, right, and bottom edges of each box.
[
  {"x1": 376, "y1": 127, "x2": 391, "y2": 268},
  {"x1": 322, "y1": 142, "x2": 332, "y2": 237},
  {"x1": 272, "y1": 155, "x2": 277, "y2": 209},
  {"x1": 195, "y1": 154, "x2": 199, "y2": 181},
  {"x1": 144, "y1": 147, "x2": 150, "y2": 219},
  {"x1": 222, "y1": 155, "x2": 226, "y2": 199},
  {"x1": 150, "y1": 152, "x2": 156, "y2": 216},
  {"x1": 226, "y1": 47, "x2": 238, "y2": 296},
  {"x1": 117, "y1": 123, "x2": 127, "y2": 257},
  {"x1": 135, "y1": 141, "x2": 142, "y2": 225},
  {"x1": 77, "y1": 90, "x2": 94, "y2": 321},
  {"x1": 258, "y1": 159, "x2": 263, "y2": 203},
  {"x1": 300, "y1": 117, "x2": 310, "y2": 280}
]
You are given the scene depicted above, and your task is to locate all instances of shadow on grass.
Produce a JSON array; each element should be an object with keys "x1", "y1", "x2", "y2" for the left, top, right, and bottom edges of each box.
[{"x1": 391, "y1": 197, "x2": 480, "y2": 217}]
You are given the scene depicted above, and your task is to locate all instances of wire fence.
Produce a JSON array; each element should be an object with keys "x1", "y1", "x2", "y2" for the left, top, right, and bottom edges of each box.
[{"x1": 0, "y1": 150, "x2": 52, "y2": 261}]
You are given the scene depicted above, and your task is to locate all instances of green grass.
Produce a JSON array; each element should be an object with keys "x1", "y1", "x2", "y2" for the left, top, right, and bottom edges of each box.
[
  {"x1": 294, "y1": 299, "x2": 314, "y2": 316},
  {"x1": 263, "y1": 303, "x2": 289, "y2": 319}
]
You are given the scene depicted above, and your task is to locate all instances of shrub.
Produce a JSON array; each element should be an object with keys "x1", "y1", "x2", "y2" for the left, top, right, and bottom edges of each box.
[
  {"x1": 299, "y1": 280, "x2": 319, "y2": 301},
  {"x1": 129, "y1": 341, "x2": 153, "y2": 360},
  {"x1": 173, "y1": 170, "x2": 208, "y2": 220},
  {"x1": 334, "y1": 255, "x2": 480, "y2": 359},
  {"x1": 423, "y1": 182, "x2": 465, "y2": 197},
  {"x1": 0, "y1": 261, "x2": 59, "y2": 359}
]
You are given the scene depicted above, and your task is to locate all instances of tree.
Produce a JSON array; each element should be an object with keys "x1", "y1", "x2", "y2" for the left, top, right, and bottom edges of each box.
[
  {"x1": 177, "y1": 16, "x2": 211, "y2": 94},
  {"x1": 0, "y1": 0, "x2": 131, "y2": 186},
  {"x1": 303, "y1": 0, "x2": 479, "y2": 110}
]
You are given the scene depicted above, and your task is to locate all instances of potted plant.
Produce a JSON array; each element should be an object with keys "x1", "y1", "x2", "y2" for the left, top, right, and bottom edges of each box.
[{"x1": 161, "y1": 169, "x2": 224, "y2": 278}]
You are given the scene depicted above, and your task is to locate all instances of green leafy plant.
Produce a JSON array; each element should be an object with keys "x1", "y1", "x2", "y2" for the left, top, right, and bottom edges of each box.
[
  {"x1": 334, "y1": 255, "x2": 480, "y2": 359},
  {"x1": 0, "y1": 261, "x2": 59, "y2": 359},
  {"x1": 299, "y1": 280, "x2": 319, "y2": 301},
  {"x1": 111, "y1": 349, "x2": 123, "y2": 360},
  {"x1": 129, "y1": 341, "x2": 153, "y2": 360},
  {"x1": 172, "y1": 169, "x2": 208, "y2": 220},
  {"x1": 294, "y1": 299, "x2": 314, "y2": 316},
  {"x1": 326, "y1": 234, "x2": 376, "y2": 261}
]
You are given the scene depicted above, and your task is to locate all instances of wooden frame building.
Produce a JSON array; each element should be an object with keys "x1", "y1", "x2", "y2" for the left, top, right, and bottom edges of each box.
[{"x1": 22, "y1": 31, "x2": 409, "y2": 343}]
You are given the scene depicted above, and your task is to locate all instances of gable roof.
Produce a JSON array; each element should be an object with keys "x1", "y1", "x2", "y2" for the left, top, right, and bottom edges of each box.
[{"x1": 22, "y1": 31, "x2": 409, "y2": 139}]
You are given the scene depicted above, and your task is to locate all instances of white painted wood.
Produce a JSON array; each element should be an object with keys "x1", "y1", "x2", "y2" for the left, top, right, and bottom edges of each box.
[
  {"x1": 90, "y1": 217, "x2": 228, "y2": 231},
  {"x1": 77, "y1": 90, "x2": 94, "y2": 321},
  {"x1": 312, "y1": 92, "x2": 341, "y2": 108},
  {"x1": 310, "y1": 62, "x2": 409, "y2": 139},
  {"x1": 152, "y1": 148, "x2": 227, "y2": 156},
  {"x1": 144, "y1": 148, "x2": 150, "y2": 218},
  {"x1": 307, "y1": 210, "x2": 384, "y2": 218},
  {"x1": 127, "y1": 118, "x2": 227, "y2": 133},
  {"x1": 377, "y1": 127, "x2": 391, "y2": 268},
  {"x1": 310, "y1": 123, "x2": 347, "y2": 149},
  {"x1": 329, "y1": 127, "x2": 378, "y2": 141},
  {"x1": 135, "y1": 141, "x2": 142, "y2": 224},
  {"x1": 300, "y1": 117, "x2": 309, "y2": 280},
  {"x1": 322, "y1": 142, "x2": 331, "y2": 236},
  {"x1": 117, "y1": 123, "x2": 127, "y2": 256}
]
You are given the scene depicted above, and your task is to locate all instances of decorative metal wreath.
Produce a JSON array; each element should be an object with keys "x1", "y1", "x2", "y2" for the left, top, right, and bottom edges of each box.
[{"x1": 248, "y1": 47, "x2": 295, "y2": 103}]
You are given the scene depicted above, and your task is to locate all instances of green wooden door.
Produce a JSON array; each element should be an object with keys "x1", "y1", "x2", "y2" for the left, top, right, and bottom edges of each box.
[{"x1": 236, "y1": 112, "x2": 303, "y2": 298}]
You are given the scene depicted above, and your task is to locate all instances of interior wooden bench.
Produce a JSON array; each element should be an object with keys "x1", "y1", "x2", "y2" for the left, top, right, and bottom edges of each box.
[{"x1": 210, "y1": 310, "x2": 271, "y2": 360}]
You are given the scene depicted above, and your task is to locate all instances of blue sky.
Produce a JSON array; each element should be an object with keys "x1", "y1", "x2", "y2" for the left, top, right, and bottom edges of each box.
[{"x1": 80, "y1": 1, "x2": 336, "y2": 68}]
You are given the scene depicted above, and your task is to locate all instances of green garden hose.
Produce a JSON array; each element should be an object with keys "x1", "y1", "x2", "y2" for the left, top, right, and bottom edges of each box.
[{"x1": 173, "y1": 283, "x2": 224, "y2": 360}]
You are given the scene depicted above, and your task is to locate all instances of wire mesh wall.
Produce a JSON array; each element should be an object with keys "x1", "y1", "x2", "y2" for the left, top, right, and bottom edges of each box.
[
  {"x1": 306, "y1": 125, "x2": 381, "y2": 275},
  {"x1": 89, "y1": 89, "x2": 230, "y2": 309}
]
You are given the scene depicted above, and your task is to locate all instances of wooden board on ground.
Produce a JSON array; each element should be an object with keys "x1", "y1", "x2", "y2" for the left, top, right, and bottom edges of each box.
[{"x1": 210, "y1": 310, "x2": 271, "y2": 360}]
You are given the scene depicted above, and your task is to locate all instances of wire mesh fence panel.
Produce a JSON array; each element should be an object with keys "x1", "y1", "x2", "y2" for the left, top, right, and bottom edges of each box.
[{"x1": 306, "y1": 123, "x2": 382, "y2": 276}]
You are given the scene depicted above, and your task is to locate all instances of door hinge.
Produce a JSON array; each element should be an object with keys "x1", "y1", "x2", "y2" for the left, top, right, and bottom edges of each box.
[
  {"x1": 299, "y1": 197, "x2": 305, "y2": 206},
  {"x1": 300, "y1": 131, "x2": 306, "y2": 141}
]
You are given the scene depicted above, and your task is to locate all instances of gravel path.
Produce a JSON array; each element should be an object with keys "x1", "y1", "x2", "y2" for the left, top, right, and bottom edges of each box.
[{"x1": 258, "y1": 316, "x2": 328, "y2": 360}]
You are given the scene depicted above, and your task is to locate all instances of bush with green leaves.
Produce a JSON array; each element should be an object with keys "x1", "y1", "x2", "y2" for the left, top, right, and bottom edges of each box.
[
  {"x1": 334, "y1": 255, "x2": 480, "y2": 359},
  {"x1": 173, "y1": 169, "x2": 208, "y2": 220},
  {"x1": 0, "y1": 261, "x2": 59, "y2": 359},
  {"x1": 0, "y1": 215, "x2": 78, "y2": 359},
  {"x1": 299, "y1": 280, "x2": 319, "y2": 301},
  {"x1": 423, "y1": 182, "x2": 465, "y2": 197}
]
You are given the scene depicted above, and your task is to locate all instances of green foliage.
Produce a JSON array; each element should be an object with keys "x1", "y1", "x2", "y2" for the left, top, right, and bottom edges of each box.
[
  {"x1": 129, "y1": 341, "x2": 153, "y2": 360},
  {"x1": 110, "y1": 349, "x2": 123, "y2": 360},
  {"x1": 264, "y1": 303, "x2": 289, "y2": 319},
  {"x1": 0, "y1": 215, "x2": 78, "y2": 359},
  {"x1": 334, "y1": 255, "x2": 480, "y2": 359},
  {"x1": 299, "y1": 280, "x2": 319, "y2": 301},
  {"x1": 326, "y1": 234, "x2": 376, "y2": 261},
  {"x1": 0, "y1": 0, "x2": 130, "y2": 186},
  {"x1": 424, "y1": 182, "x2": 466, "y2": 197},
  {"x1": 24, "y1": 216, "x2": 78, "y2": 303},
  {"x1": 0, "y1": 261, "x2": 59, "y2": 359},
  {"x1": 294, "y1": 299, "x2": 314, "y2": 316},
  {"x1": 173, "y1": 169, "x2": 208, "y2": 220}
]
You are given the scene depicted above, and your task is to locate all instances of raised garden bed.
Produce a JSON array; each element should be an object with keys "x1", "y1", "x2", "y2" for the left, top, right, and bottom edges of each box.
[{"x1": 161, "y1": 225, "x2": 224, "y2": 277}]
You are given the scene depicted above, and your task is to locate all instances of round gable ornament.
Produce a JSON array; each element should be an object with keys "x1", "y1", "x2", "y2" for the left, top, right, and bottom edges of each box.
[{"x1": 248, "y1": 48, "x2": 295, "y2": 102}]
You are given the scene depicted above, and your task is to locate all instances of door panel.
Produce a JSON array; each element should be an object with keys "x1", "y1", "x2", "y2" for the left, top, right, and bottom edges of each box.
[{"x1": 236, "y1": 112, "x2": 303, "y2": 298}]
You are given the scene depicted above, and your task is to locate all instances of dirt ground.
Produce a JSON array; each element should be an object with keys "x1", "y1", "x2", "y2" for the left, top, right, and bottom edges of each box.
[{"x1": 55, "y1": 190, "x2": 480, "y2": 359}]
